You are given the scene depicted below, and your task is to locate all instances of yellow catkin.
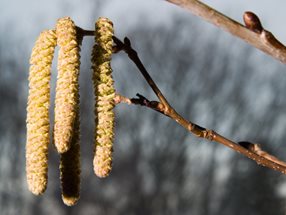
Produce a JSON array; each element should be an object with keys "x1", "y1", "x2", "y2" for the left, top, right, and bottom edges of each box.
[
  {"x1": 26, "y1": 29, "x2": 57, "y2": 195},
  {"x1": 54, "y1": 17, "x2": 80, "y2": 153},
  {"x1": 91, "y1": 17, "x2": 115, "y2": 178},
  {"x1": 60, "y1": 100, "x2": 81, "y2": 206}
]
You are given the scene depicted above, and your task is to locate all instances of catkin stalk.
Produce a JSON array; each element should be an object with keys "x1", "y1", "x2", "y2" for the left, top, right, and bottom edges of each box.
[
  {"x1": 54, "y1": 17, "x2": 80, "y2": 153},
  {"x1": 92, "y1": 17, "x2": 115, "y2": 178},
  {"x1": 26, "y1": 29, "x2": 57, "y2": 195}
]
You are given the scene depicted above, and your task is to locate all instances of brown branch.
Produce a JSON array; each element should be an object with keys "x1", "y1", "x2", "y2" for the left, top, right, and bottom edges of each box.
[
  {"x1": 112, "y1": 37, "x2": 171, "y2": 109},
  {"x1": 76, "y1": 27, "x2": 94, "y2": 37},
  {"x1": 76, "y1": 25, "x2": 286, "y2": 174},
  {"x1": 165, "y1": 0, "x2": 286, "y2": 64},
  {"x1": 115, "y1": 93, "x2": 166, "y2": 115},
  {"x1": 238, "y1": 141, "x2": 286, "y2": 167},
  {"x1": 113, "y1": 37, "x2": 286, "y2": 175}
]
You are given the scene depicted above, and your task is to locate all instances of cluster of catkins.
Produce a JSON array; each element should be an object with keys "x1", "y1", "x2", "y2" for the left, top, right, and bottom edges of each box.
[{"x1": 26, "y1": 17, "x2": 115, "y2": 206}]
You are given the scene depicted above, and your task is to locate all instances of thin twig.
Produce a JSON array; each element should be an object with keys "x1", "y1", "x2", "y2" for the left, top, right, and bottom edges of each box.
[
  {"x1": 113, "y1": 37, "x2": 286, "y2": 175},
  {"x1": 166, "y1": 0, "x2": 286, "y2": 64},
  {"x1": 77, "y1": 26, "x2": 286, "y2": 174},
  {"x1": 76, "y1": 27, "x2": 94, "y2": 37},
  {"x1": 112, "y1": 37, "x2": 171, "y2": 110},
  {"x1": 115, "y1": 93, "x2": 166, "y2": 115}
]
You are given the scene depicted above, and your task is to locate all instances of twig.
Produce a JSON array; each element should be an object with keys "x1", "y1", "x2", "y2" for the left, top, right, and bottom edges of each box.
[
  {"x1": 113, "y1": 37, "x2": 286, "y2": 174},
  {"x1": 238, "y1": 141, "x2": 286, "y2": 168},
  {"x1": 112, "y1": 37, "x2": 171, "y2": 110},
  {"x1": 76, "y1": 27, "x2": 94, "y2": 37},
  {"x1": 166, "y1": 0, "x2": 286, "y2": 64},
  {"x1": 115, "y1": 93, "x2": 166, "y2": 115},
  {"x1": 77, "y1": 27, "x2": 286, "y2": 174}
]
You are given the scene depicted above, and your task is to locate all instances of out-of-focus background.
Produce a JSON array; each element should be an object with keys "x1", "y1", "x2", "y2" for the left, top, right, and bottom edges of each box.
[{"x1": 1, "y1": 0, "x2": 286, "y2": 214}]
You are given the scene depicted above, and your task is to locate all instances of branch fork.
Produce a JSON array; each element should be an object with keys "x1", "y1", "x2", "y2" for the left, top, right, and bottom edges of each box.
[
  {"x1": 112, "y1": 35, "x2": 286, "y2": 175},
  {"x1": 77, "y1": 3, "x2": 286, "y2": 174}
]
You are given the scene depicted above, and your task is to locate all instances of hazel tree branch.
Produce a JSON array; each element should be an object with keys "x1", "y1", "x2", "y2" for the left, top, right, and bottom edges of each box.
[
  {"x1": 166, "y1": 0, "x2": 286, "y2": 64},
  {"x1": 113, "y1": 37, "x2": 171, "y2": 109},
  {"x1": 77, "y1": 22, "x2": 286, "y2": 174},
  {"x1": 113, "y1": 37, "x2": 286, "y2": 175}
]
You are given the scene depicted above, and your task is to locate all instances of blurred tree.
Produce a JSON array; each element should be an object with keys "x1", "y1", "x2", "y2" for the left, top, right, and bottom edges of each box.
[
  {"x1": 1, "y1": 3, "x2": 286, "y2": 215},
  {"x1": 219, "y1": 152, "x2": 283, "y2": 215}
]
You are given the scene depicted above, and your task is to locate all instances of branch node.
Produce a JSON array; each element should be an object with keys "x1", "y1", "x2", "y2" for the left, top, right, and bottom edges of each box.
[{"x1": 202, "y1": 129, "x2": 216, "y2": 141}]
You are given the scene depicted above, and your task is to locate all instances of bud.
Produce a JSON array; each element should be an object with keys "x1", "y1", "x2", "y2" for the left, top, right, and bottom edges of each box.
[
  {"x1": 26, "y1": 29, "x2": 57, "y2": 195},
  {"x1": 91, "y1": 17, "x2": 115, "y2": 178},
  {"x1": 243, "y1": 11, "x2": 263, "y2": 34}
]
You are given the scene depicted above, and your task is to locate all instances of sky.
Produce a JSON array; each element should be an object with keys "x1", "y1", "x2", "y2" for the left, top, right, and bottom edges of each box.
[{"x1": 1, "y1": 0, "x2": 286, "y2": 45}]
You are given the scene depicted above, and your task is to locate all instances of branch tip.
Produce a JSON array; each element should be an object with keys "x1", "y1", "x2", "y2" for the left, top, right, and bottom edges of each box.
[{"x1": 167, "y1": 0, "x2": 286, "y2": 63}]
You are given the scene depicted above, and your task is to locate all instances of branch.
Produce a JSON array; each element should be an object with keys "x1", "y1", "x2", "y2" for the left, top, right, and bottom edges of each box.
[
  {"x1": 113, "y1": 37, "x2": 286, "y2": 175},
  {"x1": 112, "y1": 37, "x2": 171, "y2": 109},
  {"x1": 76, "y1": 25, "x2": 286, "y2": 174},
  {"x1": 76, "y1": 27, "x2": 94, "y2": 37},
  {"x1": 166, "y1": 0, "x2": 286, "y2": 64}
]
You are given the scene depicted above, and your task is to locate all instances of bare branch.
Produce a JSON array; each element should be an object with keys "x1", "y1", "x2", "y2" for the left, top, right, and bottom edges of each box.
[
  {"x1": 238, "y1": 141, "x2": 286, "y2": 167},
  {"x1": 76, "y1": 27, "x2": 94, "y2": 37},
  {"x1": 112, "y1": 36, "x2": 171, "y2": 109},
  {"x1": 113, "y1": 37, "x2": 286, "y2": 175},
  {"x1": 166, "y1": 0, "x2": 286, "y2": 64},
  {"x1": 76, "y1": 24, "x2": 286, "y2": 174},
  {"x1": 115, "y1": 93, "x2": 166, "y2": 114}
]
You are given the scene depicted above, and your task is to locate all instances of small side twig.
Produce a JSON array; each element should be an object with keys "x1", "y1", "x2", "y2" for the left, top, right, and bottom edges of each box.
[
  {"x1": 166, "y1": 0, "x2": 286, "y2": 64},
  {"x1": 112, "y1": 36, "x2": 171, "y2": 111},
  {"x1": 113, "y1": 36, "x2": 286, "y2": 175},
  {"x1": 76, "y1": 27, "x2": 94, "y2": 37},
  {"x1": 115, "y1": 93, "x2": 166, "y2": 114}
]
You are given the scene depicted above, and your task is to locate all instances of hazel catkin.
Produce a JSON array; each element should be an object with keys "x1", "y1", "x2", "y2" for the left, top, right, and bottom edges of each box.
[
  {"x1": 26, "y1": 29, "x2": 57, "y2": 195},
  {"x1": 91, "y1": 17, "x2": 115, "y2": 178},
  {"x1": 54, "y1": 17, "x2": 80, "y2": 153},
  {"x1": 60, "y1": 105, "x2": 81, "y2": 206}
]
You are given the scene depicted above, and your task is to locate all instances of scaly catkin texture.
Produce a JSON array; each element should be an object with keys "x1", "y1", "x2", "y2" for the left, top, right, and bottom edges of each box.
[
  {"x1": 91, "y1": 18, "x2": 115, "y2": 178},
  {"x1": 54, "y1": 17, "x2": 80, "y2": 153},
  {"x1": 26, "y1": 29, "x2": 57, "y2": 195},
  {"x1": 60, "y1": 102, "x2": 81, "y2": 206},
  {"x1": 60, "y1": 33, "x2": 82, "y2": 206}
]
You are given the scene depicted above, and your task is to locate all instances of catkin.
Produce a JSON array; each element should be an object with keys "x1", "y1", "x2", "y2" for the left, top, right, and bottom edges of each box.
[
  {"x1": 54, "y1": 17, "x2": 80, "y2": 153},
  {"x1": 26, "y1": 29, "x2": 57, "y2": 195},
  {"x1": 91, "y1": 17, "x2": 115, "y2": 178},
  {"x1": 60, "y1": 28, "x2": 82, "y2": 206},
  {"x1": 60, "y1": 104, "x2": 81, "y2": 206}
]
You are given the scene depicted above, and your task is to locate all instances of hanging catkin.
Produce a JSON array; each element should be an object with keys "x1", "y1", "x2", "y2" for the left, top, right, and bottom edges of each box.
[
  {"x1": 54, "y1": 17, "x2": 80, "y2": 153},
  {"x1": 59, "y1": 26, "x2": 82, "y2": 206},
  {"x1": 26, "y1": 29, "x2": 57, "y2": 195},
  {"x1": 91, "y1": 17, "x2": 115, "y2": 178},
  {"x1": 60, "y1": 100, "x2": 81, "y2": 206}
]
